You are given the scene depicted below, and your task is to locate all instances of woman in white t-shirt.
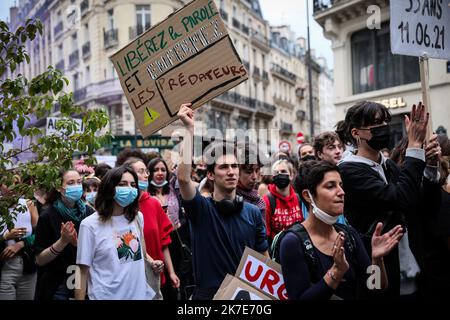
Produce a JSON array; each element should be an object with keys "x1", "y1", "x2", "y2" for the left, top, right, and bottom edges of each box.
[{"x1": 75, "y1": 165, "x2": 155, "y2": 300}]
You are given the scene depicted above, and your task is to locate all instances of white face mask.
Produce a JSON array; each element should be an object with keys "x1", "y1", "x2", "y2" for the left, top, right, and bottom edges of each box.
[
  {"x1": 307, "y1": 190, "x2": 339, "y2": 225},
  {"x1": 150, "y1": 180, "x2": 168, "y2": 188}
]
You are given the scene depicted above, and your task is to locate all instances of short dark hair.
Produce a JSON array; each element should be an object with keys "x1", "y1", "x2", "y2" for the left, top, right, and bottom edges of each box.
[
  {"x1": 204, "y1": 141, "x2": 237, "y2": 174},
  {"x1": 147, "y1": 158, "x2": 170, "y2": 195},
  {"x1": 95, "y1": 165, "x2": 140, "y2": 222},
  {"x1": 313, "y1": 131, "x2": 342, "y2": 158},
  {"x1": 239, "y1": 143, "x2": 264, "y2": 171},
  {"x1": 294, "y1": 160, "x2": 340, "y2": 203},
  {"x1": 115, "y1": 148, "x2": 148, "y2": 167},
  {"x1": 94, "y1": 163, "x2": 112, "y2": 180},
  {"x1": 336, "y1": 101, "x2": 391, "y2": 146}
]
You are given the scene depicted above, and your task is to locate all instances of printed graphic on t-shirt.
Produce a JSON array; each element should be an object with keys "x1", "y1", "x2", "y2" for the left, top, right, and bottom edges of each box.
[{"x1": 114, "y1": 228, "x2": 142, "y2": 263}]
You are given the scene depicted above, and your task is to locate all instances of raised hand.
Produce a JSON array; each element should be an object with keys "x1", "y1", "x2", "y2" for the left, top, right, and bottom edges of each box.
[
  {"x1": 178, "y1": 103, "x2": 194, "y2": 129},
  {"x1": 424, "y1": 133, "x2": 441, "y2": 166},
  {"x1": 404, "y1": 102, "x2": 429, "y2": 148},
  {"x1": 60, "y1": 221, "x2": 77, "y2": 246},
  {"x1": 332, "y1": 232, "x2": 349, "y2": 275},
  {"x1": 371, "y1": 223, "x2": 404, "y2": 260}
]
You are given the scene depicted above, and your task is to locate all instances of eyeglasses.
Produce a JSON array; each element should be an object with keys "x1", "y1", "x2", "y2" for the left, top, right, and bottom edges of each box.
[{"x1": 137, "y1": 168, "x2": 150, "y2": 175}]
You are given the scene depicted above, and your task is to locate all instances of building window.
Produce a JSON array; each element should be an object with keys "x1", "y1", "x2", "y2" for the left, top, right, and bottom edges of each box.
[
  {"x1": 86, "y1": 66, "x2": 90, "y2": 84},
  {"x1": 351, "y1": 22, "x2": 419, "y2": 94},
  {"x1": 84, "y1": 23, "x2": 89, "y2": 42},
  {"x1": 206, "y1": 109, "x2": 229, "y2": 133},
  {"x1": 72, "y1": 33, "x2": 77, "y2": 51},
  {"x1": 447, "y1": 61, "x2": 450, "y2": 73},
  {"x1": 58, "y1": 44, "x2": 63, "y2": 61},
  {"x1": 107, "y1": 9, "x2": 114, "y2": 30},
  {"x1": 136, "y1": 5, "x2": 151, "y2": 35},
  {"x1": 73, "y1": 73, "x2": 79, "y2": 90},
  {"x1": 237, "y1": 117, "x2": 249, "y2": 130}
]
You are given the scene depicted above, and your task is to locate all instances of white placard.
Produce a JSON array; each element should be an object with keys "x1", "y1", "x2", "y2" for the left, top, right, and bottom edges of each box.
[
  {"x1": 46, "y1": 117, "x2": 84, "y2": 135},
  {"x1": 391, "y1": 0, "x2": 450, "y2": 60}
]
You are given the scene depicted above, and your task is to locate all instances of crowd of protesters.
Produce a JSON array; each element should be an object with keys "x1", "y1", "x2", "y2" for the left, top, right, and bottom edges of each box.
[{"x1": 0, "y1": 100, "x2": 449, "y2": 300}]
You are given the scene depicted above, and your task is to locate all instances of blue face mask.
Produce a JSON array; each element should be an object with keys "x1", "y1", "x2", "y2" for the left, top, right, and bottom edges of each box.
[
  {"x1": 114, "y1": 187, "x2": 138, "y2": 208},
  {"x1": 138, "y1": 181, "x2": 148, "y2": 191},
  {"x1": 64, "y1": 185, "x2": 83, "y2": 202},
  {"x1": 85, "y1": 191, "x2": 97, "y2": 205}
]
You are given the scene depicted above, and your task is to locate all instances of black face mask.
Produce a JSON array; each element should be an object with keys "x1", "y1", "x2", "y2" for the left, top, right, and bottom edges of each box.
[
  {"x1": 196, "y1": 169, "x2": 207, "y2": 181},
  {"x1": 273, "y1": 174, "x2": 290, "y2": 189},
  {"x1": 301, "y1": 155, "x2": 316, "y2": 162},
  {"x1": 364, "y1": 124, "x2": 390, "y2": 151}
]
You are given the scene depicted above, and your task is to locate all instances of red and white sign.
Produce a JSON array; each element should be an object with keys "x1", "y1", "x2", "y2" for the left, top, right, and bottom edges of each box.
[
  {"x1": 297, "y1": 132, "x2": 305, "y2": 144},
  {"x1": 278, "y1": 140, "x2": 291, "y2": 153},
  {"x1": 235, "y1": 247, "x2": 287, "y2": 300}
]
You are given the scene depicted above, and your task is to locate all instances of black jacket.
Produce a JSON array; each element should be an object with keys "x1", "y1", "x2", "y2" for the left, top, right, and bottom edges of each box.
[{"x1": 339, "y1": 155, "x2": 427, "y2": 297}]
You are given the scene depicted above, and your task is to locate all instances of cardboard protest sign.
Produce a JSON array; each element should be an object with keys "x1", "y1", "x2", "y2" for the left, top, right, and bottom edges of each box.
[
  {"x1": 390, "y1": 0, "x2": 450, "y2": 60},
  {"x1": 110, "y1": 0, "x2": 248, "y2": 137},
  {"x1": 235, "y1": 247, "x2": 287, "y2": 300},
  {"x1": 213, "y1": 274, "x2": 273, "y2": 300}
]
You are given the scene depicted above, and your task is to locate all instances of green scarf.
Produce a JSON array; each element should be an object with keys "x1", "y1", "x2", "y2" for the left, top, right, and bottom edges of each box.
[{"x1": 53, "y1": 199, "x2": 88, "y2": 227}]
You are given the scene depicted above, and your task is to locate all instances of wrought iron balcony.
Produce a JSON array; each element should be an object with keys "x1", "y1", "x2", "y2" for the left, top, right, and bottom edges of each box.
[
  {"x1": 251, "y1": 29, "x2": 270, "y2": 50},
  {"x1": 54, "y1": 21, "x2": 63, "y2": 39},
  {"x1": 104, "y1": 28, "x2": 118, "y2": 49},
  {"x1": 271, "y1": 63, "x2": 297, "y2": 83},
  {"x1": 82, "y1": 41, "x2": 90, "y2": 59},
  {"x1": 232, "y1": 18, "x2": 241, "y2": 30},
  {"x1": 220, "y1": 9, "x2": 228, "y2": 21},
  {"x1": 129, "y1": 26, "x2": 147, "y2": 40},
  {"x1": 74, "y1": 87, "x2": 87, "y2": 102},
  {"x1": 80, "y1": 0, "x2": 89, "y2": 17},
  {"x1": 55, "y1": 59, "x2": 64, "y2": 71},
  {"x1": 281, "y1": 121, "x2": 293, "y2": 132},
  {"x1": 69, "y1": 50, "x2": 79, "y2": 68},
  {"x1": 313, "y1": 0, "x2": 335, "y2": 14}
]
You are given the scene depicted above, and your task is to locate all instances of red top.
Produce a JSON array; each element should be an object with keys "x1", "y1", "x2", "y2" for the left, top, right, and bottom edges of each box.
[
  {"x1": 263, "y1": 184, "x2": 303, "y2": 240},
  {"x1": 139, "y1": 191, "x2": 173, "y2": 286}
]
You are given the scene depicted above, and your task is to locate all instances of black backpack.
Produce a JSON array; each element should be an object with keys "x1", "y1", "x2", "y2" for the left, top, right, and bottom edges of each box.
[
  {"x1": 270, "y1": 222, "x2": 357, "y2": 282},
  {"x1": 266, "y1": 191, "x2": 302, "y2": 216}
]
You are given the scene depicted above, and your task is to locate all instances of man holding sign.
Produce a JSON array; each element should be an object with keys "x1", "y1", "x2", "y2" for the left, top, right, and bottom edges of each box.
[{"x1": 177, "y1": 103, "x2": 268, "y2": 300}]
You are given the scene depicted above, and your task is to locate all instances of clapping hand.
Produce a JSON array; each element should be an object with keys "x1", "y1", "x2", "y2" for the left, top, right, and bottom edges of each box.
[
  {"x1": 371, "y1": 223, "x2": 404, "y2": 260},
  {"x1": 60, "y1": 221, "x2": 78, "y2": 247}
]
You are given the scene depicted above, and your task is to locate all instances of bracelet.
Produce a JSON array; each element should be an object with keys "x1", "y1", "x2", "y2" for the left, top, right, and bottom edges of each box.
[
  {"x1": 49, "y1": 245, "x2": 61, "y2": 255},
  {"x1": 327, "y1": 270, "x2": 339, "y2": 282}
]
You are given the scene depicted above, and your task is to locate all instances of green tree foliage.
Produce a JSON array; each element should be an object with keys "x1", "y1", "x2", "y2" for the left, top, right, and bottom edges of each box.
[{"x1": 0, "y1": 19, "x2": 112, "y2": 230}]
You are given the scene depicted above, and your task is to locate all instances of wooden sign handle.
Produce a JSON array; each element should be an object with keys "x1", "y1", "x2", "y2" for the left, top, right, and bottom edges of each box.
[{"x1": 419, "y1": 55, "x2": 433, "y2": 140}]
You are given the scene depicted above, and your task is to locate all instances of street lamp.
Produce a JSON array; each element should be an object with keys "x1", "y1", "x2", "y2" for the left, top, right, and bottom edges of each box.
[{"x1": 306, "y1": 0, "x2": 314, "y2": 138}]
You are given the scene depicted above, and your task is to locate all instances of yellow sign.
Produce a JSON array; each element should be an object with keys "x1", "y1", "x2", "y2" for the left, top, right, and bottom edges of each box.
[
  {"x1": 375, "y1": 97, "x2": 406, "y2": 109},
  {"x1": 144, "y1": 107, "x2": 161, "y2": 126}
]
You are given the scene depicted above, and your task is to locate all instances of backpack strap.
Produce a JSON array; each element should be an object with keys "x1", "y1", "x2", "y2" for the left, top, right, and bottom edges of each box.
[
  {"x1": 267, "y1": 192, "x2": 276, "y2": 216},
  {"x1": 285, "y1": 223, "x2": 321, "y2": 282}
]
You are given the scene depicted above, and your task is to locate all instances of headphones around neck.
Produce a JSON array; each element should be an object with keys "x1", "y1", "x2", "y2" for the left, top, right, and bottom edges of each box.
[{"x1": 213, "y1": 195, "x2": 244, "y2": 216}]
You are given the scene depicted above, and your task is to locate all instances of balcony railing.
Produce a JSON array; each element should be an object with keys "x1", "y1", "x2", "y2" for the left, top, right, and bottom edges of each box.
[
  {"x1": 55, "y1": 59, "x2": 64, "y2": 71},
  {"x1": 232, "y1": 18, "x2": 241, "y2": 30},
  {"x1": 253, "y1": 66, "x2": 261, "y2": 78},
  {"x1": 74, "y1": 87, "x2": 87, "y2": 102},
  {"x1": 104, "y1": 28, "x2": 118, "y2": 49},
  {"x1": 281, "y1": 121, "x2": 293, "y2": 132},
  {"x1": 271, "y1": 63, "x2": 297, "y2": 82},
  {"x1": 129, "y1": 26, "x2": 148, "y2": 40},
  {"x1": 80, "y1": 0, "x2": 89, "y2": 17},
  {"x1": 241, "y1": 25, "x2": 250, "y2": 35},
  {"x1": 313, "y1": 0, "x2": 335, "y2": 14},
  {"x1": 251, "y1": 29, "x2": 269, "y2": 47},
  {"x1": 69, "y1": 50, "x2": 79, "y2": 68},
  {"x1": 82, "y1": 42, "x2": 90, "y2": 59},
  {"x1": 54, "y1": 21, "x2": 63, "y2": 38},
  {"x1": 220, "y1": 9, "x2": 228, "y2": 21},
  {"x1": 214, "y1": 92, "x2": 276, "y2": 116},
  {"x1": 243, "y1": 60, "x2": 250, "y2": 71}
]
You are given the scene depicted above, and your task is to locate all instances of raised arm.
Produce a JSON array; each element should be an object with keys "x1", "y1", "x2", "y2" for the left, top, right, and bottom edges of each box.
[{"x1": 177, "y1": 103, "x2": 197, "y2": 201}]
